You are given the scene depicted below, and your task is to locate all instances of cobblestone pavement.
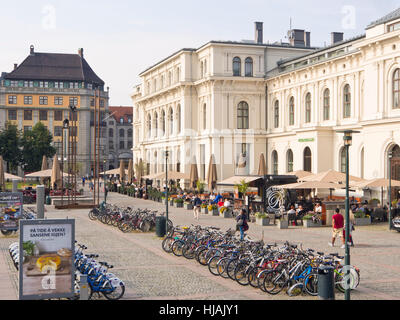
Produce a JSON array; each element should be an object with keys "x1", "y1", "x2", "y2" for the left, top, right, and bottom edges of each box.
[{"x1": 1, "y1": 191, "x2": 400, "y2": 300}]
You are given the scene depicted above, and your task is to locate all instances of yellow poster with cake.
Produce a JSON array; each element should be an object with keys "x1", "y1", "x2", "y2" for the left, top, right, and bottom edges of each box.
[{"x1": 19, "y1": 219, "x2": 75, "y2": 300}]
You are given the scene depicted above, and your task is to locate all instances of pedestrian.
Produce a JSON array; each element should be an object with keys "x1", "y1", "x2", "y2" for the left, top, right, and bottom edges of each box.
[
  {"x1": 329, "y1": 208, "x2": 346, "y2": 248},
  {"x1": 236, "y1": 208, "x2": 249, "y2": 241},
  {"x1": 343, "y1": 210, "x2": 355, "y2": 247},
  {"x1": 294, "y1": 205, "x2": 306, "y2": 226},
  {"x1": 213, "y1": 192, "x2": 223, "y2": 204},
  {"x1": 193, "y1": 193, "x2": 202, "y2": 220},
  {"x1": 224, "y1": 198, "x2": 232, "y2": 216}
]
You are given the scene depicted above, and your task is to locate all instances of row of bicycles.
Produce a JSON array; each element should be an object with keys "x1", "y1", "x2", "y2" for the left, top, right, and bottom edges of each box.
[
  {"x1": 88, "y1": 203, "x2": 173, "y2": 233},
  {"x1": 8, "y1": 241, "x2": 125, "y2": 300},
  {"x1": 162, "y1": 225, "x2": 360, "y2": 297}
]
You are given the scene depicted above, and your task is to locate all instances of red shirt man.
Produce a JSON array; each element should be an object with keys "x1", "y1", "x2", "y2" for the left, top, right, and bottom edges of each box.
[{"x1": 329, "y1": 208, "x2": 345, "y2": 248}]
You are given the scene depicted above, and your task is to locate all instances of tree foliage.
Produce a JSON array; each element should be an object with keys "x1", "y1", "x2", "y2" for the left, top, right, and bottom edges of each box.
[{"x1": 0, "y1": 123, "x2": 22, "y2": 172}]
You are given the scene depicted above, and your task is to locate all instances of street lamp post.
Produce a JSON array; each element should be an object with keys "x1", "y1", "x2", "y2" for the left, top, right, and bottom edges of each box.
[
  {"x1": 389, "y1": 151, "x2": 393, "y2": 230},
  {"x1": 104, "y1": 159, "x2": 107, "y2": 204},
  {"x1": 337, "y1": 129, "x2": 359, "y2": 301},
  {"x1": 165, "y1": 150, "x2": 169, "y2": 233},
  {"x1": 61, "y1": 119, "x2": 69, "y2": 207}
]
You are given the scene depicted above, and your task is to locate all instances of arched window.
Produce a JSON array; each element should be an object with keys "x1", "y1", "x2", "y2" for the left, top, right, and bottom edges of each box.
[
  {"x1": 203, "y1": 104, "x2": 207, "y2": 130},
  {"x1": 245, "y1": 57, "x2": 253, "y2": 77},
  {"x1": 168, "y1": 71, "x2": 172, "y2": 86},
  {"x1": 108, "y1": 128, "x2": 113, "y2": 138},
  {"x1": 237, "y1": 101, "x2": 249, "y2": 129},
  {"x1": 274, "y1": 100, "x2": 279, "y2": 128},
  {"x1": 177, "y1": 105, "x2": 181, "y2": 133},
  {"x1": 323, "y1": 89, "x2": 330, "y2": 121},
  {"x1": 200, "y1": 61, "x2": 204, "y2": 78},
  {"x1": 393, "y1": 69, "x2": 400, "y2": 109},
  {"x1": 154, "y1": 112, "x2": 158, "y2": 135},
  {"x1": 147, "y1": 114, "x2": 151, "y2": 138},
  {"x1": 303, "y1": 147, "x2": 312, "y2": 172},
  {"x1": 340, "y1": 147, "x2": 346, "y2": 173},
  {"x1": 176, "y1": 67, "x2": 180, "y2": 82},
  {"x1": 305, "y1": 93, "x2": 311, "y2": 123},
  {"x1": 168, "y1": 108, "x2": 174, "y2": 134},
  {"x1": 119, "y1": 128, "x2": 124, "y2": 138},
  {"x1": 272, "y1": 151, "x2": 278, "y2": 175},
  {"x1": 289, "y1": 97, "x2": 295, "y2": 126},
  {"x1": 287, "y1": 149, "x2": 293, "y2": 173},
  {"x1": 343, "y1": 84, "x2": 351, "y2": 118},
  {"x1": 233, "y1": 57, "x2": 241, "y2": 76},
  {"x1": 161, "y1": 110, "x2": 166, "y2": 135}
]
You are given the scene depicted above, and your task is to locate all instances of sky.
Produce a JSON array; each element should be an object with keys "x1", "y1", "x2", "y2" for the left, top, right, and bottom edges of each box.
[{"x1": 0, "y1": 0, "x2": 399, "y2": 106}]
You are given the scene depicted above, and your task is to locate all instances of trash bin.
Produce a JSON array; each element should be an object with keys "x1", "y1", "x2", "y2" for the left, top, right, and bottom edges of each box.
[
  {"x1": 317, "y1": 265, "x2": 335, "y2": 300},
  {"x1": 155, "y1": 216, "x2": 167, "y2": 237},
  {"x1": 46, "y1": 196, "x2": 51, "y2": 205}
]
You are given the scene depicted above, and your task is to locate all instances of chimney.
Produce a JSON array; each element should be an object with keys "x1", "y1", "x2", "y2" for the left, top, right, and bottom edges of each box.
[
  {"x1": 30, "y1": 45, "x2": 34, "y2": 55},
  {"x1": 331, "y1": 32, "x2": 344, "y2": 45},
  {"x1": 288, "y1": 29, "x2": 305, "y2": 47},
  {"x1": 255, "y1": 22, "x2": 263, "y2": 44},
  {"x1": 78, "y1": 48, "x2": 84, "y2": 58},
  {"x1": 304, "y1": 31, "x2": 311, "y2": 47},
  {"x1": 14, "y1": 64, "x2": 18, "y2": 70}
]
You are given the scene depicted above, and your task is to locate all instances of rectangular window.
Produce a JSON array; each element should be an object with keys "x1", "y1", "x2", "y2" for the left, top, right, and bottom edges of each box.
[
  {"x1": 54, "y1": 126, "x2": 62, "y2": 137},
  {"x1": 8, "y1": 95, "x2": 17, "y2": 104},
  {"x1": 119, "y1": 141, "x2": 125, "y2": 149},
  {"x1": 8, "y1": 109, "x2": 17, "y2": 120},
  {"x1": 100, "y1": 99, "x2": 105, "y2": 107},
  {"x1": 90, "y1": 98, "x2": 95, "y2": 107},
  {"x1": 24, "y1": 126, "x2": 32, "y2": 132},
  {"x1": 69, "y1": 111, "x2": 78, "y2": 121},
  {"x1": 109, "y1": 141, "x2": 114, "y2": 150},
  {"x1": 388, "y1": 22, "x2": 400, "y2": 32},
  {"x1": 24, "y1": 96, "x2": 33, "y2": 105},
  {"x1": 54, "y1": 97, "x2": 63, "y2": 105},
  {"x1": 127, "y1": 141, "x2": 133, "y2": 149},
  {"x1": 39, "y1": 110, "x2": 48, "y2": 121},
  {"x1": 69, "y1": 97, "x2": 78, "y2": 106},
  {"x1": 24, "y1": 110, "x2": 32, "y2": 121},
  {"x1": 54, "y1": 110, "x2": 63, "y2": 121},
  {"x1": 39, "y1": 96, "x2": 48, "y2": 105}
]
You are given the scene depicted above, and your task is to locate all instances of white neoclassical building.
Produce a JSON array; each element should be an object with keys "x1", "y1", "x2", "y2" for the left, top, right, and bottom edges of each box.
[{"x1": 132, "y1": 8, "x2": 400, "y2": 198}]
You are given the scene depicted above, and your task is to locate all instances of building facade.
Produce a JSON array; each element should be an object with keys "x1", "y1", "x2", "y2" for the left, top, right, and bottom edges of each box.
[
  {"x1": 131, "y1": 24, "x2": 315, "y2": 181},
  {"x1": 0, "y1": 46, "x2": 109, "y2": 176},
  {"x1": 132, "y1": 8, "x2": 400, "y2": 199},
  {"x1": 107, "y1": 106, "x2": 133, "y2": 170}
]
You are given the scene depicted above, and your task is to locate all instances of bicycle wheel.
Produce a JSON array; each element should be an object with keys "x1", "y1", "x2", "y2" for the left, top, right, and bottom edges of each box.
[
  {"x1": 257, "y1": 269, "x2": 269, "y2": 292},
  {"x1": 234, "y1": 261, "x2": 250, "y2": 286},
  {"x1": 287, "y1": 282, "x2": 304, "y2": 297},
  {"x1": 197, "y1": 249, "x2": 209, "y2": 265},
  {"x1": 171, "y1": 240, "x2": 185, "y2": 257},
  {"x1": 162, "y1": 236, "x2": 174, "y2": 253},
  {"x1": 217, "y1": 258, "x2": 229, "y2": 279},
  {"x1": 88, "y1": 210, "x2": 97, "y2": 220},
  {"x1": 208, "y1": 256, "x2": 222, "y2": 276},
  {"x1": 182, "y1": 243, "x2": 196, "y2": 260},
  {"x1": 263, "y1": 270, "x2": 286, "y2": 295},
  {"x1": 139, "y1": 220, "x2": 151, "y2": 233},
  {"x1": 227, "y1": 259, "x2": 239, "y2": 280},
  {"x1": 304, "y1": 273, "x2": 319, "y2": 296},
  {"x1": 103, "y1": 284, "x2": 125, "y2": 300},
  {"x1": 248, "y1": 266, "x2": 263, "y2": 288}
]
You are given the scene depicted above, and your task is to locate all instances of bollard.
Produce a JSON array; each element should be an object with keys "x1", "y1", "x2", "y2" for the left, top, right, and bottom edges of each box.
[
  {"x1": 12, "y1": 179, "x2": 18, "y2": 193},
  {"x1": 317, "y1": 265, "x2": 335, "y2": 300},
  {"x1": 36, "y1": 185, "x2": 45, "y2": 219},
  {"x1": 79, "y1": 274, "x2": 89, "y2": 300}
]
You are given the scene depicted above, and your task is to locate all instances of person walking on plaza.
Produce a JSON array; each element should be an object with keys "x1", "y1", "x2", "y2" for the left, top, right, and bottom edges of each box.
[
  {"x1": 236, "y1": 208, "x2": 249, "y2": 241},
  {"x1": 193, "y1": 193, "x2": 202, "y2": 220},
  {"x1": 329, "y1": 208, "x2": 346, "y2": 248},
  {"x1": 344, "y1": 210, "x2": 355, "y2": 247}
]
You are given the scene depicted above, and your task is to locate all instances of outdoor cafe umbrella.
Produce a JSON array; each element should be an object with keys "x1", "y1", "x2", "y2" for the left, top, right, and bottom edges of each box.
[
  {"x1": 287, "y1": 170, "x2": 316, "y2": 180},
  {"x1": 207, "y1": 154, "x2": 218, "y2": 192},
  {"x1": 26, "y1": 169, "x2": 69, "y2": 178},
  {"x1": 300, "y1": 169, "x2": 363, "y2": 183},
  {"x1": 0, "y1": 156, "x2": 5, "y2": 191},
  {"x1": 5, "y1": 172, "x2": 22, "y2": 181},
  {"x1": 127, "y1": 159, "x2": 134, "y2": 184},
  {"x1": 258, "y1": 153, "x2": 267, "y2": 176},
  {"x1": 51, "y1": 155, "x2": 62, "y2": 190},
  {"x1": 351, "y1": 178, "x2": 400, "y2": 205},
  {"x1": 278, "y1": 181, "x2": 343, "y2": 190},
  {"x1": 153, "y1": 171, "x2": 190, "y2": 181},
  {"x1": 190, "y1": 157, "x2": 199, "y2": 189},
  {"x1": 136, "y1": 158, "x2": 144, "y2": 183},
  {"x1": 119, "y1": 160, "x2": 126, "y2": 183}
]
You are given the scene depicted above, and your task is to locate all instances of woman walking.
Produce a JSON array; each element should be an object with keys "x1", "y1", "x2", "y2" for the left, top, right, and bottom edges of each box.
[{"x1": 236, "y1": 209, "x2": 249, "y2": 241}]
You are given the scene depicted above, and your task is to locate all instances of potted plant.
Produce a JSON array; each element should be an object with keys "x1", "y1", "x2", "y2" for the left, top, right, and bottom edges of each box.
[
  {"x1": 169, "y1": 198, "x2": 174, "y2": 206},
  {"x1": 196, "y1": 181, "x2": 205, "y2": 194},
  {"x1": 174, "y1": 198, "x2": 184, "y2": 208},
  {"x1": 277, "y1": 216, "x2": 288, "y2": 229},
  {"x1": 255, "y1": 212, "x2": 270, "y2": 226},
  {"x1": 201, "y1": 203, "x2": 208, "y2": 214},
  {"x1": 302, "y1": 214, "x2": 322, "y2": 228},
  {"x1": 369, "y1": 198, "x2": 380, "y2": 207},
  {"x1": 234, "y1": 179, "x2": 250, "y2": 201},
  {"x1": 219, "y1": 206, "x2": 231, "y2": 218},
  {"x1": 354, "y1": 210, "x2": 371, "y2": 226},
  {"x1": 184, "y1": 201, "x2": 193, "y2": 210},
  {"x1": 208, "y1": 204, "x2": 219, "y2": 216}
]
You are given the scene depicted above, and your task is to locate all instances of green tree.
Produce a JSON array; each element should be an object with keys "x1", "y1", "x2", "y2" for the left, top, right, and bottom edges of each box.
[
  {"x1": 0, "y1": 122, "x2": 22, "y2": 172},
  {"x1": 21, "y1": 122, "x2": 56, "y2": 172},
  {"x1": 235, "y1": 179, "x2": 250, "y2": 199}
]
